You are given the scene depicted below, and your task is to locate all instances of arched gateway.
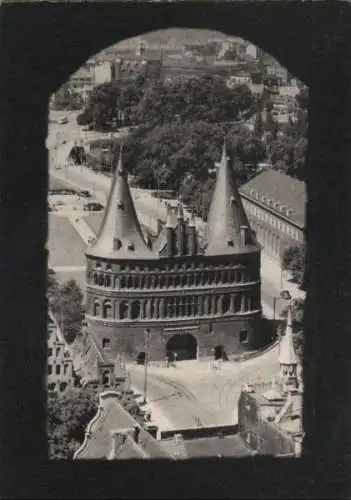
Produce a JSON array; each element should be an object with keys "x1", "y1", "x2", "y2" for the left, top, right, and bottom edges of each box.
[{"x1": 166, "y1": 333, "x2": 197, "y2": 361}]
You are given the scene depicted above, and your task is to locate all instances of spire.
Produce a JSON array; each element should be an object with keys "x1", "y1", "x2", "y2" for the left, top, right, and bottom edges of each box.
[
  {"x1": 279, "y1": 306, "x2": 298, "y2": 366},
  {"x1": 86, "y1": 146, "x2": 154, "y2": 260},
  {"x1": 204, "y1": 140, "x2": 259, "y2": 255}
]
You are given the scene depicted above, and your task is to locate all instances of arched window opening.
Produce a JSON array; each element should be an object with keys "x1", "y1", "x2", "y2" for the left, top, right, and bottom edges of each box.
[
  {"x1": 181, "y1": 275, "x2": 187, "y2": 287},
  {"x1": 93, "y1": 301, "x2": 101, "y2": 317},
  {"x1": 234, "y1": 294, "x2": 242, "y2": 313},
  {"x1": 127, "y1": 276, "x2": 133, "y2": 289},
  {"x1": 120, "y1": 276, "x2": 126, "y2": 288},
  {"x1": 175, "y1": 275, "x2": 181, "y2": 287},
  {"x1": 102, "y1": 370, "x2": 110, "y2": 386},
  {"x1": 222, "y1": 295, "x2": 230, "y2": 314},
  {"x1": 119, "y1": 301, "x2": 129, "y2": 320},
  {"x1": 59, "y1": 382, "x2": 67, "y2": 393},
  {"x1": 93, "y1": 273, "x2": 98, "y2": 285},
  {"x1": 208, "y1": 296, "x2": 213, "y2": 315},
  {"x1": 215, "y1": 295, "x2": 221, "y2": 314},
  {"x1": 103, "y1": 301, "x2": 112, "y2": 319},
  {"x1": 130, "y1": 301, "x2": 140, "y2": 320},
  {"x1": 189, "y1": 274, "x2": 195, "y2": 286},
  {"x1": 105, "y1": 275, "x2": 111, "y2": 287},
  {"x1": 140, "y1": 276, "x2": 145, "y2": 289},
  {"x1": 98, "y1": 274, "x2": 104, "y2": 286},
  {"x1": 195, "y1": 273, "x2": 201, "y2": 286},
  {"x1": 102, "y1": 338, "x2": 111, "y2": 349}
]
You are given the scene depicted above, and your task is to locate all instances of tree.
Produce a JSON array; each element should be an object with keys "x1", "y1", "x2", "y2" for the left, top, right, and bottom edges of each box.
[
  {"x1": 280, "y1": 298, "x2": 305, "y2": 359},
  {"x1": 282, "y1": 244, "x2": 306, "y2": 288},
  {"x1": 51, "y1": 279, "x2": 84, "y2": 344},
  {"x1": 47, "y1": 268, "x2": 59, "y2": 304},
  {"x1": 47, "y1": 387, "x2": 98, "y2": 459}
]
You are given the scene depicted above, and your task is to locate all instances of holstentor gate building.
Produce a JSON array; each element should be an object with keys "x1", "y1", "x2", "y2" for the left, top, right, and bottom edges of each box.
[{"x1": 84, "y1": 142, "x2": 263, "y2": 362}]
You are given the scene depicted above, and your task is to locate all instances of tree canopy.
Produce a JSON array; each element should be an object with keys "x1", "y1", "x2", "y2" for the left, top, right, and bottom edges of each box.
[
  {"x1": 282, "y1": 244, "x2": 305, "y2": 289},
  {"x1": 49, "y1": 276, "x2": 84, "y2": 344},
  {"x1": 47, "y1": 387, "x2": 98, "y2": 459}
]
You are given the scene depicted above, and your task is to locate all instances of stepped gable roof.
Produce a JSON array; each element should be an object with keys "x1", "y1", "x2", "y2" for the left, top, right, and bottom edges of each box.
[
  {"x1": 239, "y1": 170, "x2": 306, "y2": 227},
  {"x1": 74, "y1": 391, "x2": 172, "y2": 460},
  {"x1": 204, "y1": 140, "x2": 260, "y2": 256},
  {"x1": 153, "y1": 202, "x2": 203, "y2": 256},
  {"x1": 279, "y1": 306, "x2": 298, "y2": 366},
  {"x1": 86, "y1": 148, "x2": 156, "y2": 260}
]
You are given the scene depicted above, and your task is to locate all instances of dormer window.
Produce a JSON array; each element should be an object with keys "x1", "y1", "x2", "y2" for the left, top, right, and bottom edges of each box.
[
  {"x1": 113, "y1": 238, "x2": 122, "y2": 250},
  {"x1": 127, "y1": 241, "x2": 135, "y2": 251}
]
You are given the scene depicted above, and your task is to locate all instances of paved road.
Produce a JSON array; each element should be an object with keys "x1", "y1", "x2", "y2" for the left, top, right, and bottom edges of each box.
[{"x1": 128, "y1": 341, "x2": 280, "y2": 429}]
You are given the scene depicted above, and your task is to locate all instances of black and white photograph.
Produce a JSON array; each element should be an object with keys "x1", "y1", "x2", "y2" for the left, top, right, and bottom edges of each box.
[{"x1": 1, "y1": 1, "x2": 350, "y2": 498}]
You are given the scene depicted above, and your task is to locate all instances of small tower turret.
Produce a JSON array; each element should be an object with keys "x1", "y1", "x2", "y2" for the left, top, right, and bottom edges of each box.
[
  {"x1": 166, "y1": 204, "x2": 174, "y2": 258},
  {"x1": 176, "y1": 198, "x2": 185, "y2": 256},
  {"x1": 279, "y1": 306, "x2": 298, "y2": 391},
  {"x1": 188, "y1": 210, "x2": 197, "y2": 256}
]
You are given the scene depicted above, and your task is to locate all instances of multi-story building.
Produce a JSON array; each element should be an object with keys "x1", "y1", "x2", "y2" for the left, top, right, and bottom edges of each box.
[
  {"x1": 47, "y1": 311, "x2": 75, "y2": 395},
  {"x1": 238, "y1": 307, "x2": 303, "y2": 457},
  {"x1": 239, "y1": 170, "x2": 305, "y2": 261},
  {"x1": 84, "y1": 143, "x2": 265, "y2": 363}
]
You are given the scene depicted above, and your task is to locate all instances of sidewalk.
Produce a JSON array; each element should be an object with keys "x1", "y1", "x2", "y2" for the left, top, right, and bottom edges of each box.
[{"x1": 261, "y1": 251, "x2": 305, "y2": 301}]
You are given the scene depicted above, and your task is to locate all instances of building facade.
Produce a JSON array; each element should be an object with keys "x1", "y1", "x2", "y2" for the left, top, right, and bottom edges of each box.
[
  {"x1": 47, "y1": 311, "x2": 75, "y2": 395},
  {"x1": 239, "y1": 170, "x2": 305, "y2": 261},
  {"x1": 84, "y1": 143, "x2": 264, "y2": 363},
  {"x1": 238, "y1": 307, "x2": 303, "y2": 457}
]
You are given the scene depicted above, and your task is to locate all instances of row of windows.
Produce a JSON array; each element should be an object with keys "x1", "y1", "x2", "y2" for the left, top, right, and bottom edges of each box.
[
  {"x1": 91, "y1": 261, "x2": 243, "y2": 273},
  {"x1": 90, "y1": 292, "x2": 259, "y2": 320},
  {"x1": 90, "y1": 269, "x2": 253, "y2": 290},
  {"x1": 47, "y1": 381, "x2": 70, "y2": 394},
  {"x1": 243, "y1": 200, "x2": 302, "y2": 242},
  {"x1": 47, "y1": 363, "x2": 70, "y2": 375}
]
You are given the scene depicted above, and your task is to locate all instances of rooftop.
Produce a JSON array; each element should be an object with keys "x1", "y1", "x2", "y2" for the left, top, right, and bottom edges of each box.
[
  {"x1": 240, "y1": 170, "x2": 306, "y2": 227},
  {"x1": 182, "y1": 434, "x2": 252, "y2": 458},
  {"x1": 75, "y1": 391, "x2": 173, "y2": 460}
]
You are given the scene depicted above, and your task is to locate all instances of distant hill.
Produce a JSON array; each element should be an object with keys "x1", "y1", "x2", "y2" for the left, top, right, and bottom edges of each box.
[{"x1": 110, "y1": 28, "x2": 240, "y2": 51}]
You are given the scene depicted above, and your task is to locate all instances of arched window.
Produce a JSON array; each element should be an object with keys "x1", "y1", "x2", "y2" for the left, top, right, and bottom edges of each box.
[
  {"x1": 119, "y1": 301, "x2": 129, "y2": 320},
  {"x1": 127, "y1": 276, "x2": 133, "y2": 289},
  {"x1": 175, "y1": 275, "x2": 181, "y2": 287},
  {"x1": 102, "y1": 338, "x2": 111, "y2": 349},
  {"x1": 93, "y1": 273, "x2": 98, "y2": 285},
  {"x1": 222, "y1": 295, "x2": 230, "y2": 314},
  {"x1": 103, "y1": 301, "x2": 112, "y2": 319},
  {"x1": 195, "y1": 273, "x2": 201, "y2": 286},
  {"x1": 140, "y1": 276, "x2": 145, "y2": 289},
  {"x1": 234, "y1": 294, "x2": 242, "y2": 313},
  {"x1": 215, "y1": 295, "x2": 221, "y2": 314},
  {"x1": 105, "y1": 275, "x2": 111, "y2": 287},
  {"x1": 189, "y1": 274, "x2": 195, "y2": 286},
  {"x1": 159, "y1": 276, "x2": 165, "y2": 288},
  {"x1": 120, "y1": 276, "x2": 126, "y2": 288},
  {"x1": 130, "y1": 301, "x2": 140, "y2": 320},
  {"x1": 208, "y1": 297, "x2": 213, "y2": 315},
  {"x1": 93, "y1": 301, "x2": 101, "y2": 317},
  {"x1": 98, "y1": 274, "x2": 104, "y2": 286}
]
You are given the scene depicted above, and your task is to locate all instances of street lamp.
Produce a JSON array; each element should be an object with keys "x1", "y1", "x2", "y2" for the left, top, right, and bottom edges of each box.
[
  {"x1": 143, "y1": 328, "x2": 151, "y2": 405},
  {"x1": 273, "y1": 289, "x2": 292, "y2": 321}
]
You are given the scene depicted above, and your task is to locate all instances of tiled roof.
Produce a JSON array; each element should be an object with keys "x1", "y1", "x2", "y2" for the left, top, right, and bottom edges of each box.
[
  {"x1": 183, "y1": 434, "x2": 252, "y2": 458},
  {"x1": 74, "y1": 391, "x2": 172, "y2": 460},
  {"x1": 239, "y1": 170, "x2": 306, "y2": 227},
  {"x1": 205, "y1": 141, "x2": 260, "y2": 256},
  {"x1": 86, "y1": 150, "x2": 156, "y2": 260}
]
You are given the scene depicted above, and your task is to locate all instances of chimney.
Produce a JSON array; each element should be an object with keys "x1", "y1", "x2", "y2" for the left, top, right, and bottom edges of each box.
[
  {"x1": 240, "y1": 225, "x2": 249, "y2": 247},
  {"x1": 188, "y1": 211, "x2": 196, "y2": 255},
  {"x1": 166, "y1": 206, "x2": 174, "y2": 257}
]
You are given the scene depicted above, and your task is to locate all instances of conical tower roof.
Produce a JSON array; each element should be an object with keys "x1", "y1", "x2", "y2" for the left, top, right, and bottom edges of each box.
[
  {"x1": 86, "y1": 148, "x2": 155, "y2": 260},
  {"x1": 204, "y1": 140, "x2": 260, "y2": 255},
  {"x1": 279, "y1": 306, "x2": 298, "y2": 365}
]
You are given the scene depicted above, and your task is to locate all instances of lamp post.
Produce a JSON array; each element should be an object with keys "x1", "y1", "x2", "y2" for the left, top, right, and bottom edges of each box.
[{"x1": 143, "y1": 328, "x2": 151, "y2": 405}]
